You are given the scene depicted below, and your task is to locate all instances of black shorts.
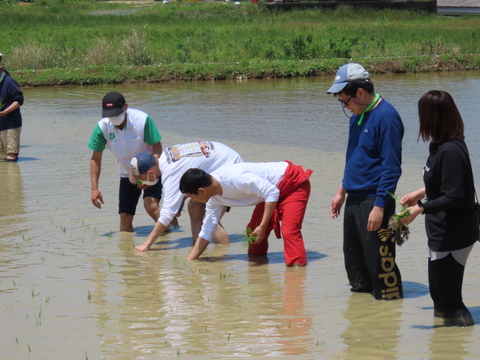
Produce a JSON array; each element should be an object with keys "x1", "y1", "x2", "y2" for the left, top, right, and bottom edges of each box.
[{"x1": 118, "y1": 177, "x2": 162, "y2": 215}]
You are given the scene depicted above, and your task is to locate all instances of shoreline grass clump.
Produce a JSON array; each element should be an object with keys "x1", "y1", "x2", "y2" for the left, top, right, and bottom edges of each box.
[{"x1": 387, "y1": 192, "x2": 410, "y2": 246}]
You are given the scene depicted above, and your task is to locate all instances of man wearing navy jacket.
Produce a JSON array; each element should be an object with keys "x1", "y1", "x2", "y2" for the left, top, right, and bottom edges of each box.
[
  {"x1": 0, "y1": 53, "x2": 24, "y2": 162},
  {"x1": 328, "y1": 63, "x2": 404, "y2": 300}
]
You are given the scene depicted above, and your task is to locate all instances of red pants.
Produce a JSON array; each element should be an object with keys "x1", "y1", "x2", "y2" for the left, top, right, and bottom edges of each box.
[{"x1": 247, "y1": 180, "x2": 311, "y2": 266}]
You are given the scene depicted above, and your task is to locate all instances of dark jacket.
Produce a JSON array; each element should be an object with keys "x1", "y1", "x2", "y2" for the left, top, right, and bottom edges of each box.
[
  {"x1": 422, "y1": 139, "x2": 478, "y2": 251},
  {"x1": 0, "y1": 71, "x2": 24, "y2": 131}
]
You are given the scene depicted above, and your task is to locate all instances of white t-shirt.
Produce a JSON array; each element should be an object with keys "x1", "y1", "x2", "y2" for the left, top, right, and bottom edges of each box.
[
  {"x1": 158, "y1": 141, "x2": 243, "y2": 226},
  {"x1": 199, "y1": 161, "x2": 288, "y2": 242}
]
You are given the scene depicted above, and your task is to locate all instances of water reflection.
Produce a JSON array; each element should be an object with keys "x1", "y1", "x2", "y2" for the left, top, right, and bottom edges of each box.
[
  {"x1": 276, "y1": 267, "x2": 311, "y2": 356},
  {"x1": 428, "y1": 324, "x2": 474, "y2": 360},
  {"x1": 340, "y1": 293, "x2": 402, "y2": 359},
  {"x1": 89, "y1": 229, "x2": 313, "y2": 358},
  {"x1": 0, "y1": 161, "x2": 24, "y2": 224}
]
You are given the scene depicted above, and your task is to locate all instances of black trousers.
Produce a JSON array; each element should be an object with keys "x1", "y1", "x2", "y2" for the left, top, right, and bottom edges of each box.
[
  {"x1": 343, "y1": 195, "x2": 403, "y2": 300},
  {"x1": 428, "y1": 253, "x2": 469, "y2": 317}
]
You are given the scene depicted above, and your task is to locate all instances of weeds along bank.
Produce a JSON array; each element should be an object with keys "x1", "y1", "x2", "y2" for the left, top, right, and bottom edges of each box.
[{"x1": 1, "y1": 0, "x2": 480, "y2": 86}]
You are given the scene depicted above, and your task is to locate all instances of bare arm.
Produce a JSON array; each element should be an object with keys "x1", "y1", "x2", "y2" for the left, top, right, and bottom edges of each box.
[
  {"x1": 399, "y1": 204, "x2": 424, "y2": 225},
  {"x1": 135, "y1": 220, "x2": 168, "y2": 252},
  {"x1": 367, "y1": 206, "x2": 384, "y2": 232},
  {"x1": 251, "y1": 201, "x2": 277, "y2": 243},
  {"x1": 90, "y1": 151, "x2": 104, "y2": 208},
  {"x1": 151, "y1": 141, "x2": 162, "y2": 159},
  {"x1": 187, "y1": 237, "x2": 210, "y2": 260},
  {"x1": 401, "y1": 188, "x2": 426, "y2": 207},
  {"x1": 330, "y1": 183, "x2": 346, "y2": 218}
]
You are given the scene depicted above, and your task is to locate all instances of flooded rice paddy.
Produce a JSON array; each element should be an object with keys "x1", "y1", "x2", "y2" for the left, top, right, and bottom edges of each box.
[{"x1": 2, "y1": 72, "x2": 480, "y2": 359}]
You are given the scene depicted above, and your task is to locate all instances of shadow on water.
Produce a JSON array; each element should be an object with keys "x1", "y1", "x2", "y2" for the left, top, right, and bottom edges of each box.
[
  {"x1": 15, "y1": 157, "x2": 39, "y2": 162},
  {"x1": 403, "y1": 280, "x2": 430, "y2": 298}
]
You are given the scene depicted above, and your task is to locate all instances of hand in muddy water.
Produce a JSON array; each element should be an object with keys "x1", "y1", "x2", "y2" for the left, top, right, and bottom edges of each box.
[{"x1": 135, "y1": 243, "x2": 151, "y2": 252}]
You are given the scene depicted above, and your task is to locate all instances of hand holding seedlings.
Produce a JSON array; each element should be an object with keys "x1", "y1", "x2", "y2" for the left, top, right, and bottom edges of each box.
[
  {"x1": 241, "y1": 227, "x2": 257, "y2": 248},
  {"x1": 387, "y1": 193, "x2": 411, "y2": 246}
]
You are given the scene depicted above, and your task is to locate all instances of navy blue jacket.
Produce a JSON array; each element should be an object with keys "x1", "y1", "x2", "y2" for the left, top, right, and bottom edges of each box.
[
  {"x1": 0, "y1": 71, "x2": 24, "y2": 131},
  {"x1": 342, "y1": 98, "x2": 404, "y2": 208}
]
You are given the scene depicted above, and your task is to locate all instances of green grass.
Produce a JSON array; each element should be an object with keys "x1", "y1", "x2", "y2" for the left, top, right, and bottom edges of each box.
[{"x1": 1, "y1": 0, "x2": 480, "y2": 85}]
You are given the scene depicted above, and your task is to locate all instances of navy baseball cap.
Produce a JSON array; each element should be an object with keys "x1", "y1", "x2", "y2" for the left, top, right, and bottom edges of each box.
[
  {"x1": 327, "y1": 63, "x2": 370, "y2": 94},
  {"x1": 129, "y1": 153, "x2": 156, "y2": 184}
]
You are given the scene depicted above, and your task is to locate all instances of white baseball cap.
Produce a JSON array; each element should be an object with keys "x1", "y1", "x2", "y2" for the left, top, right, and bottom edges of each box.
[{"x1": 327, "y1": 63, "x2": 370, "y2": 94}]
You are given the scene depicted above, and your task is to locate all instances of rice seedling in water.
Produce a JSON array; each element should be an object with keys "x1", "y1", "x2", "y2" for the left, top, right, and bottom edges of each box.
[
  {"x1": 387, "y1": 192, "x2": 410, "y2": 246},
  {"x1": 241, "y1": 227, "x2": 257, "y2": 248},
  {"x1": 34, "y1": 307, "x2": 42, "y2": 325},
  {"x1": 87, "y1": 290, "x2": 92, "y2": 300},
  {"x1": 378, "y1": 343, "x2": 391, "y2": 351}
]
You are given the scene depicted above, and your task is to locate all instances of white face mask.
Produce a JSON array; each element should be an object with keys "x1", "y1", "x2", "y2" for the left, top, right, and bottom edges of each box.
[
  {"x1": 108, "y1": 111, "x2": 125, "y2": 126},
  {"x1": 138, "y1": 172, "x2": 159, "y2": 186}
]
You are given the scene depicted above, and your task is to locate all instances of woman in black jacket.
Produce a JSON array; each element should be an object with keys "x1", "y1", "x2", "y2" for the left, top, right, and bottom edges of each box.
[{"x1": 400, "y1": 90, "x2": 477, "y2": 327}]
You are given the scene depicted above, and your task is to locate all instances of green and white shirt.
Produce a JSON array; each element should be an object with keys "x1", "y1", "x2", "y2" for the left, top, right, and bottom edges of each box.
[{"x1": 88, "y1": 108, "x2": 161, "y2": 177}]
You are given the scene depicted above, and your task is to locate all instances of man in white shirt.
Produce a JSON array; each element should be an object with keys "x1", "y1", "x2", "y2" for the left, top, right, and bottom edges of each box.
[
  {"x1": 179, "y1": 161, "x2": 313, "y2": 267},
  {"x1": 130, "y1": 141, "x2": 243, "y2": 251}
]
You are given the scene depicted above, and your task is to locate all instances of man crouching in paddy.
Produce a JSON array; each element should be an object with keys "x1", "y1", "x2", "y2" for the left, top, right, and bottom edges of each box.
[{"x1": 179, "y1": 161, "x2": 312, "y2": 267}]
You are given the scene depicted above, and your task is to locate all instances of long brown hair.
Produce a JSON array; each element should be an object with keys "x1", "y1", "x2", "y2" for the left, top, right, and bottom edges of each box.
[{"x1": 418, "y1": 90, "x2": 465, "y2": 143}]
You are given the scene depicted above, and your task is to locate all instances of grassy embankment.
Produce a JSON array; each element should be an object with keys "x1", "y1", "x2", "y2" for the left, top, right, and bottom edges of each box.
[{"x1": 1, "y1": 0, "x2": 480, "y2": 86}]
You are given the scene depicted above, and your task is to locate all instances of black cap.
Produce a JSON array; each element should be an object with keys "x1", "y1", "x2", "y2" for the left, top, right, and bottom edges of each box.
[{"x1": 102, "y1": 91, "x2": 126, "y2": 118}]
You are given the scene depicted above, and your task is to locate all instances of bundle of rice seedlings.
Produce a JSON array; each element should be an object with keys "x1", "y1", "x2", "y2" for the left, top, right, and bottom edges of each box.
[
  {"x1": 241, "y1": 227, "x2": 257, "y2": 248},
  {"x1": 387, "y1": 192, "x2": 410, "y2": 246}
]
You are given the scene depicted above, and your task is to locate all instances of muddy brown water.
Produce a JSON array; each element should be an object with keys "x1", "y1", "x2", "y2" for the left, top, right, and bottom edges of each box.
[{"x1": 2, "y1": 72, "x2": 480, "y2": 359}]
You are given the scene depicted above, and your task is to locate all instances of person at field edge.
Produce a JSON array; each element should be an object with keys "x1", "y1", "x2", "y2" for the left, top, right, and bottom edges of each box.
[
  {"x1": 399, "y1": 90, "x2": 476, "y2": 327},
  {"x1": 88, "y1": 91, "x2": 163, "y2": 232},
  {"x1": 129, "y1": 141, "x2": 244, "y2": 251},
  {"x1": 0, "y1": 53, "x2": 24, "y2": 162},
  {"x1": 179, "y1": 161, "x2": 312, "y2": 266},
  {"x1": 328, "y1": 63, "x2": 404, "y2": 300}
]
